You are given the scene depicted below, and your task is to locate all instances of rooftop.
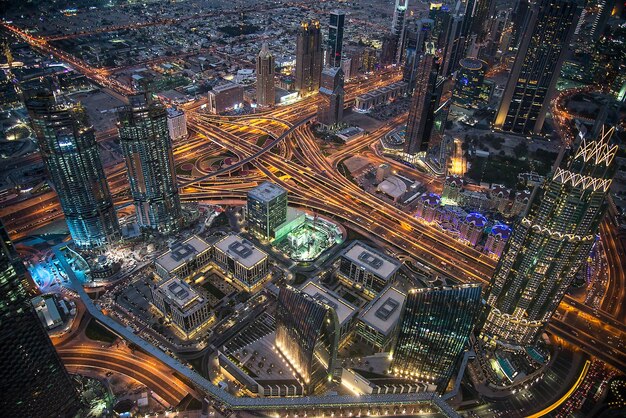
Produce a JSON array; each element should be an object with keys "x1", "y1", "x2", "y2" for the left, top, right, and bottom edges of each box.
[
  {"x1": 215, "y1": 234, "x2": 268, "y2": 268},
  {"x1": 341, "y1": 241, "x2": 401, "y2": 280},
  {"x1": 158, "y1": 277, "x2": 203, "y2": 311},
  {"x1": 301, "y1": 280, "x2": 357, "y2": 326},
  {"x1": 248, "y1": 181, "x2": 287, "y2": 203},
  {"x1": 155, "y1": 236, "x2": 211, "y2": 274},
  {"x1": 212, "y1": 82, "x2": 243, "y2": 93},
  {"x1": 359, "y1": 287, "x2": 406, "y2": 336}
]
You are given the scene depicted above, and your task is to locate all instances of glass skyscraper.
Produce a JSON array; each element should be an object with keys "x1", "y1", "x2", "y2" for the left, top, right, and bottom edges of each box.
[
  {"x1": 295, "y1": 20, "x2": 323, "y2": 96},
  {"x1": 118, "y1": 94, "x2": 182, "y2": 234},
  {"x1": 275, "y1": 286, "x2": 339, "y2": 394},
  {"x1": 0, "y1": 219, "x2": 80, "y2": 416},
  {"x1": 327, "y1": 11, "x2": 345, "y2": 68},
  {"x1": 26, "y1": 92, "x2": 119, "y2": 249},
  {"x1": 392, "y1": 284, "x2": 482, "y2": 393},
  {"x1": 493, "y1": 0, "x2": 581, "y2": 135},
  {"x1": 255, "y1": 43, "x2": 275, "y2": 107},
  {"x1": 246, "y1": 181, "x2": 287, "y2": 239},
  {"x1": 482, "y1": 124, "x2": 618, "y2": 346}
]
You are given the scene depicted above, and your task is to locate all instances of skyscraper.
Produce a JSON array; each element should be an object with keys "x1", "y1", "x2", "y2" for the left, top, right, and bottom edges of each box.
[
  {"x1": 246, "y1": 181, "x2": 288, "y2": 239},
  {"x1": 275, "y1": 286, "x2": 339, "y2": 394},
  {"x1": 452, "y1": 57, "x2": 486, "y2": 108},
  {"x1": 295, "y1": 20, "x2": 323, "y2": 96},
  {"x1": 327, "y1": 11, "x2": 345, "y2": 68},
  {"x1": 317, "y1": 67, "x2": 345, "y2": 127},
  {"x1": 440, "y1": 1, "x2": 467, "y2": 77},
  {"x1": 392, "y1": 284, "x2": 482, "y2": 393},
  {"x1": 392, "y1": 0, "x2": 409, "y2": 63},
  {"x1": 118, "y1": 94, "x2": 182, "y2": 234},
  {"x1": 256, "y1": 43, "x2": 275, "y2": 107},
  {"x1": 403, "y1": 19, "x2": 433, "y2": 92},
  {"x1": 0, "y1": 219, "x2": 80, "y2": 416},
  {"x1": 482, "y1": 125, "x2": 618, "y2": 346},
  {"x1": 469, "y1": 0, "x2": 494, "y2": 41},
  {"x1": 493, "y1": 0, "x2": 581, "y2": 135},
  {"x1": 26, "y1": 92, "x2": 119, "y2": 249},
  {"x1": 590, "y1": 0, "x2": 615, "y2": 41},
  {"x1": 404, "y1": 50, "x2": 441, "y2": 155}
]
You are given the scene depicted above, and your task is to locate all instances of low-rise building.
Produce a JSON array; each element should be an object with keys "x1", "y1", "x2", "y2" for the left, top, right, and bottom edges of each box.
[
  {"x1": 155, "y1": 236, "x2": 212, "y2": 281},
  {"x1": 207, "y1": 82, "x2": 244, "y2": 114},
  {"x1": 151, "y1": 278, "x2": 215, "y2": 339},
  {"x1": 337, "y1": 241, "x2": 401, "y2": 298},
  {"x1": 213, "y1": 234, "x2": 270, "y2": 291},
  {"x1": 356, "y1": 286, "x2": 406, "y2": 351}
]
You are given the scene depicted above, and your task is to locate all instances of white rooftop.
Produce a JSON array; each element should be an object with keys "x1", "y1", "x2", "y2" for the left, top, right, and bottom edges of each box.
[
  {"x1": 215, "y1": 234, "x2": 267, "y2": 269},
  {"x1": 378, "y1": 176, "x2": 407, "y2": 199},
  {"x1": 341, "y1": 241, "x2": 401, "y2": 281},
  {"x1": 248, "y1": 181, "x2": 287, "y2": 203},
  {"x1": 359, "y1": 287, "x2": 406, "y2": 336},
  {"x1": 301, "y1": 281, "x2": 356, "y2": 326},
  {"x1": 212, "y1": 82, "x2": 243, "y2": 93},
  {"x1": 155, "y1": 236, "x2": 211, "y2": 274},
  {"x1": 158, "y1": 277, "x2": 203, "y2": 311}
]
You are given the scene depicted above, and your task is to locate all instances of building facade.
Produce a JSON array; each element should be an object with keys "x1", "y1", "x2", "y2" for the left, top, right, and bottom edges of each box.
[
  {"x1": 338, "y1": 241, "x2": 401, "y2": 298},
  {"x1": 256, "y1": 43, "x2": 276, "y2": 107},
  {"x1": 392, "y1": 284, "x2": 482, "y2": 393},
  {"x1": 482, "y1": 125, "x2": 618, "y2": 346},
  {"x1": 327, "y1": 11, "x2": 345, "y2": 68},
  {"x1": 0, "y1": 220, "x2": 80, "y2": 416},
  {"x1": 453, "y1": 58, "x2": 486, "y2": 108},
  {"x1": 295, "y1": 20, "x2": 323, "y2": 95},
  {"x1": 275, "y1": 286, "x2": 339, "y2": 394},
  {"x1": 166, "y1": 108, "x2": 188, "y2": 141},
  {"x1": 317, "y1": 67, "x2": 345, "y2": 127},
  {"x1": 118, "y1": 94, "x2": 182, "y2": 234},
  {"x1": 27, "y1": 93, "x2": 119, "y2": 249},
  {"x1": 207, "y1": 83, "x2": 244, "y2": 114},
  {"x1": 154, "y1": 235, "x2": 212, "y2": 280},
  {"x1": 247, "y1": 181, "x2": 288, "y2": 239},
  {"x1": 493, "y1": 0, "x2": 581, "y2": 135},
  {"x1": 213, "y1": 234, "x2": 270, "y2": 291}
]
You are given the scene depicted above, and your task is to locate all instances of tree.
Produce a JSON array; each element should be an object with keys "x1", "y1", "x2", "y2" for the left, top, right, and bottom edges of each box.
[{"x1": 513, "y1": 142, "x2": 529, "y2": 159}]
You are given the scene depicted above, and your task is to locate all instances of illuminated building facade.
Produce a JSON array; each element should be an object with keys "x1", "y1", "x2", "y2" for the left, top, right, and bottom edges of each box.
[
  {"x1": 154, "y1": 235, "x2": 212, "y2": 280},
  {"x1": 256, "y1": 43, "x2": 275, "y2": 106},
  {"x1": 213, "y1": 234, "x2": 269, "y2": 291},
  {"x1": 493, "y1": 0, "x2": 581, "y2": 135},
  {"x1": 356, "y1": 286, "x2": 406, "y2": 351},
  {"x1": 392, "y1": 284, "x2": 482, "y2": 393},
  {"x1": 247, "y1": 181, "x2": 288, "y2": 239},
  {"x1": 452, "y1": 58, "x2": 486, "y2": 109},
  {"x1": 404, "y1": 52, "x2": 441, "y2": 155},
  {"x1": 317, "y1": 67, "x2": 345, "y2": 127},
  {"x1": 207, "y1": 83, "x2": 244, "y2": 114},
  {"x1": 118, "y1": 94, "x2": 182, "y2": 234},
  {"x1": 27, "y1": 92, "x2": 119, "y2": 249},
  {"x1": 0, "y1": 220, "x2": 80, "y2": 416},
  {"x1": 459, "y1": 212, "x2": 487, "y2": 246},
  {"x1": 151, "y1": 277, "x2": 215, "y2": 339},
  {"x1": 403, "y1": 19, "x2": 433, "y2": 93},
  {"x1": 415, "y1": 193, "x2": 441, "y2": 223},
  {"x1": 392, "y1": 0, "x2": 409, "y2": 63},
  {"x1": 275, "y1": 286, "x2": 339, "y2": 394},
  {"x1": 327, "y1": 11, "x2": 345, "y2": 68},
  {"x1": 295, "y1": 20, "x2": 323, "y2": 95},
  {"x1": 338, "y1": 241, "x2": 401, "y2": 298},
  {"x1": 166, "y1": 108, "x2": 188, "y2": 140},
  {"x1": 482, "y1": 126, "x2": 618, "y2": 346},
  {"x1": 484, "y1": 223, "x2": 511, "y2": 258}
]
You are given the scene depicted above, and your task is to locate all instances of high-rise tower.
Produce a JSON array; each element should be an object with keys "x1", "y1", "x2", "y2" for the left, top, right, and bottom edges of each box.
[
  {"x1": 295, "y1": 20, "x2": 323, "y2": 95},
  {"x1": 256, "y1": 43, "x2": 275, "y2": 107},
  {"x1": 26, "y1": 92, "x2": 119, "y2": 249},
  {"x1": 327, "y1": 11, "x2": 345, "y2": 68},
  {"x1": 493, "y1": 0, "x2": 581, "y2": 135},
  {"x1": 0, "y1": 219, "x2": 80, "y2": 416},
  {"x1": 392, "y1": 0, "x2": 409, "y2": 64},
  {"x1": 404, "y1": 50, "x2": 441, "y2": 155},
  {"x1": 482, "y1": 125, "x2": 618, "y2": 346},
  {"x1": 118, "y1": 94, "x2": 182, "y2": 234},
  {"x1": 392, "y1": 284, "x2": 482, "y2": 393},
  {"x1": 317, "y1": 67, "x2": 345, "y2": 127}
]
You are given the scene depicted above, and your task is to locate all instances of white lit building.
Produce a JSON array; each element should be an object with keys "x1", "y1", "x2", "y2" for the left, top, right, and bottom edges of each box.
[{"x1": 166, "y1": 108, "x2": 188, "y2": 140}]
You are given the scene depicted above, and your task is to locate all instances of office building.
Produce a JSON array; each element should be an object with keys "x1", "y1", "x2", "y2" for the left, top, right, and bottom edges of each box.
[
  {"x1": 27, "y1": 92, "x2": 119, "y2": 249},
  {"x1": 338, "y1": 241, "x2": 401, "y2": 298},
  {"x1": 404, "y1": 52, "x2": 441, "y2": 155},
  {"x1": 440, "y1": 3, "x2": 467, "y2": 77},
  {"x1": 166, "y1": 108, "x2": 188, "y2": 140},
  {"x1": 256, "y1": 43, "x2": 275, "y2": 107},
  {"x1": 295, "y1": 20, "x2": 323, "y2": 95},
  {"x1": 482, "y1": 125, "x2": 618, "y2": 346},
  {"x1": 301, "y1": 280, "x2": 357, "y2": 345},
  {"x1": 392, "y1": 0, "x2": 409, "y2": 63},
  {"x1": 151, "y1": 277, "x2": 215, "y2": 339},
  {"x1": 380, "y1": 33, "x2": 399, "y2": 67},
  {"x1": 0, "y1": 219, "x2": 80, "y2": 416},
  {"x1": 327, "y1": 11, "x2": 345, "y2": 68},
  {"x1": 392, "y1": 284, "x2": 482, "y2": 393},
  {"x1": 356, "y1": 286, "x2": 406, "y2": 351},
  {"x1": 247, "y1": 181, "x2": 288, "y2": 239},
  {"x1": 317, "y1": 67, "x2": 345, "y2": 127},
  {"x1": 213, "y1": 234, "x2": 270, "y2": 291},
  {"x1": 452, "y1": 58, "x2": 486, "y2": 108},
  {"x1": 493, "y1": 0, "x2": 581, "y2": 135},
  {"x1": 590, "y1": 0, "x2": 614, "y2": 41},
  {"x1": 403, "y1": 19, "x2": 433, "y2": 92},
  {"x1": 155, "y1": 235, "x2": 212, "y2": 280},
  {"x1": 470, "y1": 0, "x2": 494, "y2": 41},
  {"x1": 275, "y1": 285, "x2": 339, "y2": 394},
  {"x1": 207, "y1": 83, "x2": 244, "y2": 114},
  {"x1": 118, "y1": 94, "x2": 182, "y2": 233}
]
